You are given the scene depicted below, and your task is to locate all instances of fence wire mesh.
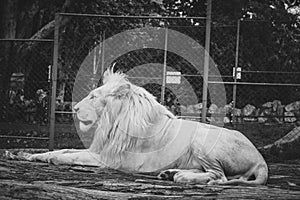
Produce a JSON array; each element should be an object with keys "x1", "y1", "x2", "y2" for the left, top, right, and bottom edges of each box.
[
  {"x1": 56, "y1": 14, "x2": 207, "y2": 122},
  {"x1": 1, "y1": 1, "x2": 300, "y2": 151},
  {"x1": 0, "y1": 39, "x2": 53, "y2": 148},
  {"x1": 54, "y1": 13, "x2": 300, "y2": 126},
  {"x1": 0, "y1": 40, "x2": 53, "y2": 123},
  {"x1": 233, "y1": 20, "x2": 300, "y2": 124},
  {"x1": 209, "y1": 0, "x2": 300, "y2": 125}
]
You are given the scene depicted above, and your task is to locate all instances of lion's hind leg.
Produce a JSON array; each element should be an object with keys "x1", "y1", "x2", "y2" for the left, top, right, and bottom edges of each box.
[{"x1": 158, "y1": 169, "x2": 226, "y2": 184}]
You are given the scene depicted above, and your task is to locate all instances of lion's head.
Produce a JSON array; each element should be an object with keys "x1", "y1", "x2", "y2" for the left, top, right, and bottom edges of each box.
[
  {"x1": 74, "y1": 68, "x2": 175, "y2": 154},
  {"x1": 73, "y1": 68, "x2": 128, "y2": 132}
]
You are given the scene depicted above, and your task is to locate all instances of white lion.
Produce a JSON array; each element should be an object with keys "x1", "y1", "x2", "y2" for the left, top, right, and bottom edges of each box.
[{"x1": 25, "y1": 68, "x2": 268, "y2": 185}]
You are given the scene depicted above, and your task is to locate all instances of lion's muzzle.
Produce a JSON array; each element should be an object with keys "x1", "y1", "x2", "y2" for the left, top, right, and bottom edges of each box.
[{"x1": 73, "y1": 102, "x2": 98, "y2": 132}]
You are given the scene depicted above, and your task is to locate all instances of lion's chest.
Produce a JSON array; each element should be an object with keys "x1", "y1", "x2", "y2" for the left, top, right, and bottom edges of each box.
[{"x1": 118, "y1": 119, "x2": 198, "y2": 172}]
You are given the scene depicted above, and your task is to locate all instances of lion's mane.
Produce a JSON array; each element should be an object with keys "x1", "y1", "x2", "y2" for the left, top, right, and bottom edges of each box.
[{"x1": 89, "y1": 69, "x2": 175, "y2": 165}]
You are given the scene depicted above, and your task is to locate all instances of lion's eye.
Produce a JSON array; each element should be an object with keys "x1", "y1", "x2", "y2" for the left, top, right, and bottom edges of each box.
[{"x1": 90, "y1": 94, "x2": 96, "y2": 99}]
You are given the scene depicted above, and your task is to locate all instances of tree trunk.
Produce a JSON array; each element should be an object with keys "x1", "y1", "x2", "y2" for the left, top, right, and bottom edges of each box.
[
  {"x1": 0, "y1": 0, "x2": 18, "y2": 105},
  {"x1": 15, "y1": 0, "x2": 40, "y2": 39},
  {"x1": 0, "y1": 0, "x2": 73, "y2": 107},
  {"x1": 0, "y1": 0, "x2": 18, "y2": 38},
  {"x1": 17, "y1": 0, "x2": 73, "y2": 76}
]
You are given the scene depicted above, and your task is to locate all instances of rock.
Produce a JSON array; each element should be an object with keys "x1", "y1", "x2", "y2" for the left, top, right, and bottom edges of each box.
[
  {"x1": 258, "y1": 111, "x2": 268, "y2": 123},
  {"x1": 243, "y1": 104, "x2": 256, "y2": 116},
  {"x1": 224, "y1": 102, "x2": 233, "y2": 115},
  {"x1": 192, "y1": 103, "x2": 202, "y2": 113},
  {"x1": 285, "y1": 101, "x2": 300, "y2": 112},
  {"x1": 232, "y1": 108, "x2": 242, "y2": 116},
  {"x1": 208, "y1": 104, "x2": 218, "y2": 114},
  {"x1": 179, "y1": 105, "x2": 187, "y2": 113},
  {"x1": 242, "y1": 104, "x2": 256, "y2": 121},
  {"x1": 232, "y1": 108, "x2": 242, "y2": 123},
  {"x1": 262, "y1": 101, "x2": 273, "y2": 108},
  {"x1": 284, "y1": 112, "x2": 297, "y2": 123},
  {"x1": 262, "y1": 100, "x2": 282, "y2": 109},
  {"x1": 208, "y1": 104, "x2": 228, "y2": 124},
  {"x1": 258, "y1": 100, "x2": 285, "y2": 124},
  {"x1": 207, "y1": 104, "x2": 218, "y2": 123},
  {"x1": 183, "y1": 103, "x2": 202, "y2": 114},
  {"x1": 223, "y1": 117, "x2": 231, "y2": 124},
  {"x1": 186, "y1": 105, "x2": 194, "y2": 113}
]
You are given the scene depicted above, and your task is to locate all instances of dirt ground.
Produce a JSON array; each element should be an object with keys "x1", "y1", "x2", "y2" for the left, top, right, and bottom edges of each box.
[{"x1": 0, "y1": 150, "x2": 300, "y2": 200}]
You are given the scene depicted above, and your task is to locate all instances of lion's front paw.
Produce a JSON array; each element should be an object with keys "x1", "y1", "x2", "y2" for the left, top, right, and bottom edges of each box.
[
  {"x1": 17, "y1": 152, "x2": 36, "y2": 161},
  {"x1": 18, "y1": 152, "x2": 52, "y2": 163},
  {"x1": 4, "y1": 151, "x2": 18, "y2": 160},
  {"x1": 157, "y1": 169, "x2": 180, "y2": 181}
]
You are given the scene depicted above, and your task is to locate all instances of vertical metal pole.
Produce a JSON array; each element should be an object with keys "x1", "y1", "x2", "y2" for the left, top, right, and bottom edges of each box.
[
  {"x1": 101, "y1": 31, "x2": 105, "y2": 76},
  {"x1": 201, "y1": 0, "x2": 212, "y2": 123},
  {"x1": 49, "y1": 13, "x2": 60, "y2": 151},
  {"x1": 92, "y1": 41, "x2": 97, "y2": 89},
  {"x1": 232, "y1": 19, "x2": 240, "y2": 125},
  {"x1": 161, "y1": 28, "x2": 168, "y2": 105}
]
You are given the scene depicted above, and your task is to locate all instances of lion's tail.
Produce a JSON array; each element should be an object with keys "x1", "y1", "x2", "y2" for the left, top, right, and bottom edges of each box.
[{"x1": 221, "y1": 163, "x2": 268, "y2": 186}]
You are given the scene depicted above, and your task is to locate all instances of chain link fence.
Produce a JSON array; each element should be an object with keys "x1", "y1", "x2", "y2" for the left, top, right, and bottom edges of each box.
[
  {"x1": 43, "y1": 13, "x2": 211, "y2": 149},
  {"x1": 56, "y1": 14, "x2": 208, "y2": 122},
  {"x1": 208, "y1": 23, "x2": 237, "y2": 124},
  {"x1": 1, "y1": 1, "x2": 300, "y2": 150},
  {"x1": 0, "y1": 39, "x2": 53, "y2": 148},
  {"x1": 231, "y1": 20, "x2": 300, "y2": 124},
  {"x1": 208, "y1": 1, "x2": 300, "y2": 125}
]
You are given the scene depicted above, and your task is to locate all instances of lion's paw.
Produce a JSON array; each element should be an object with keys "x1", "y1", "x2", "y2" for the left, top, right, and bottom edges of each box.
[
  {"x1": 4, "y1": 151, "x2": 18, "y2": 160},
  {"x1": 17, "y1": 152, "x2": 35, "y2": 161},
  {"x1": 18, "y1": 152, "x2": 51, "y2": 162},
  {"x1": 157, "y1": 169, "x2": 180, "y2": 181}
]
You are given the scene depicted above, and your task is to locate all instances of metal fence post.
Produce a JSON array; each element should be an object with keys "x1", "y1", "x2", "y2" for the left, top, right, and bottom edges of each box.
[
  {"x1": 232, "y1": 19, "x2": 241, "y2": 126},
  {"x1": 201, "y1": 0, "x2": 212, "y2": 123},
  {"x1": 49, "y1": 13, "x2": 60, "y2": 151},
  {"x1": 161, "y1": 28, "x2": 168, "y2": 105},
  {"x1": 100, "y1": 31, "x2": 105, "y2": 76}
]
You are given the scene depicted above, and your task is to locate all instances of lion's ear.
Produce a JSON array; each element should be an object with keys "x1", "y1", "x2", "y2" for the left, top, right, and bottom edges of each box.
[
  {"x1": 113, "y1": 84, "x2": 131, "y2": 97},
  {"x1": 102, "y1": 68, "x2": 113, "y2": 84}
]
